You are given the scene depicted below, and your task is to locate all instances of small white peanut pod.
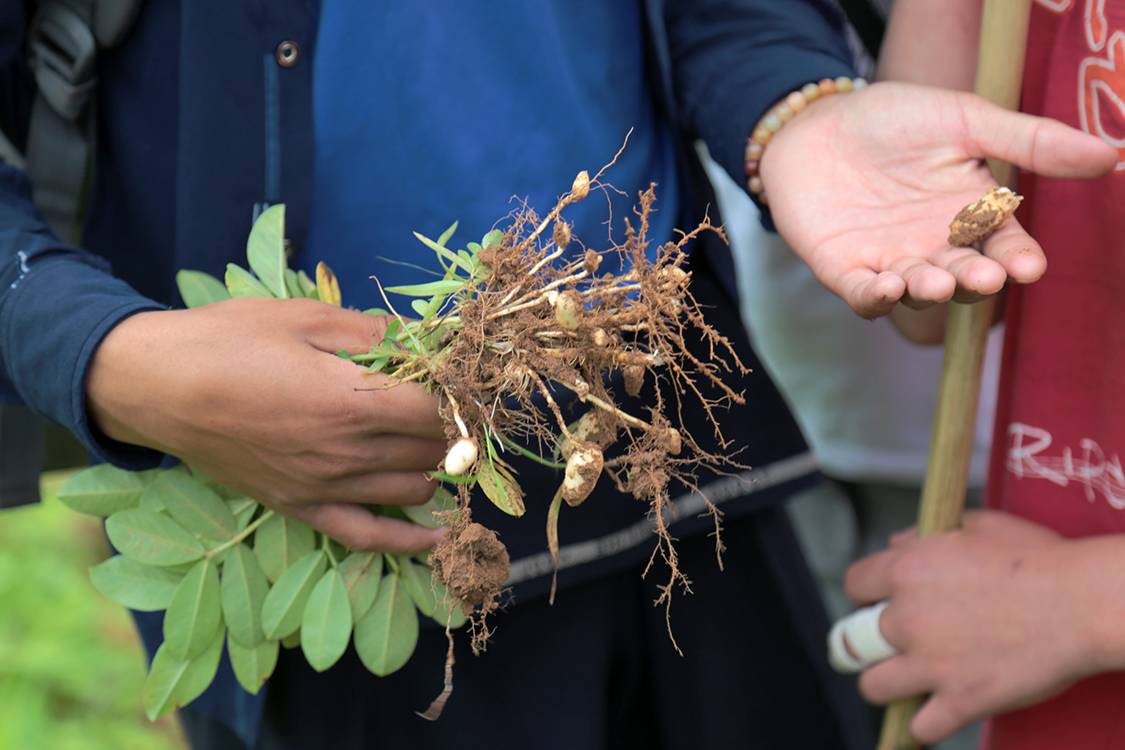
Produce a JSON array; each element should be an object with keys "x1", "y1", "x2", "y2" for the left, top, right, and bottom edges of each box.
[
  {"x1": 554, "y1": 292, "x2": 582, "y2": 330},
  {"x1": 561, "y1": 442, "x2": 603, "y2": 507},
  {"x1": 571, "y1": 171, "x2": 590, "y2": 201},
  {"x1": 443, "y1": 437, "x2": 478, "y2": 476}
]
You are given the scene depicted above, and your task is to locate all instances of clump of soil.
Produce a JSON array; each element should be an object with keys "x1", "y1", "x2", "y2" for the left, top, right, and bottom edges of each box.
[{"x1": 431, "y1": 516, "x2": 510, "y2": 616}]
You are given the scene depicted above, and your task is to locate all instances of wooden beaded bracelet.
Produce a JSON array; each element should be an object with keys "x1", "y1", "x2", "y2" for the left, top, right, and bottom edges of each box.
[{"x1": 744, "y1": 76, "x2": 867, "y2": 205}]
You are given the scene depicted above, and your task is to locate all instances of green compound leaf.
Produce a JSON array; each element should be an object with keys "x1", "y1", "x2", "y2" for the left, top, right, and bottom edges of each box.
[
  {"x1": 227, "y1": 497, "x2": 259, "y2": 532},
  {"x1": 254, "y1": 514, "x2": 317, "y2": 583},
  {"x1": 280, "y1": 630, "x2": 302, "y2": 649},
  {"x1": 89, "y1": 554, "x2": 185, "y2": 611},
  {"x1": 437, "y1": 221, "x2": 458, "y2": 248},
  {"x1": 151, "y1": 471, "x2": 237, "y2": 542},
  {"x1": 301, "y1": 568, "x2": 353, "y2": 672},
  {"x1": 164, "y1": 557, "x2": 223, "y2": 661},
  {"x1": 402, "y1": 486, "x2": 457, "y2": 529},
  {"x1": 260, "y1": 550, "x2": 326, "y2": 641},
  {"x1": 283, "y1": 268, "x2": 305, "y2": 300},
  {"x1": 413, "y1": 232, "x2": 474, "y2": 276},
  {"x1": 338, "y1": 551, "x2": 383, "y2": 622},
  {"x1": 297, "y1": 269, "x2": 317, "y2": 296},
  {"x1": 225, "y1": 264, "x2": 272, "y2": 298},
  {"x1": 228, "y1": 633, "x2": 279, "y2": 695},
  {"x1": 106, "y1": 508, "x2": 206, "y2": 566},
  {"x1": 384, "y1": 278, "x2": 466, "y2": 298},
  {"x1": 482, "y1": 229, "x2": 504, "y2": 249},
  {"x1": 176, "y1": 269, "x2": 231, "y2": 308},
  {"x1": 220, "y1": 543, "x2": 271, "y2": 649},
  {"x1": 57, "y1": 464, "x2": 161, "y2": 516},
  {"x1": 354, "y1": 573, "x2": 419, "y2": 677},
  {"x1": 246, "y1": 204, "x2": 288, "y2": 299},
  {"x1": 143, "y1": 627, "x2": 225, "y2": 721},
  {"x1": 399, "y1": 559, "x2": 438, "y2": 618}
]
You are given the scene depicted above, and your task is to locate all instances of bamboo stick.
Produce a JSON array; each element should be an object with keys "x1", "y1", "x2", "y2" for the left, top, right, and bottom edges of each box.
[{"x1": 875, "y1": 1, "x2": 1033, "y2": 748}]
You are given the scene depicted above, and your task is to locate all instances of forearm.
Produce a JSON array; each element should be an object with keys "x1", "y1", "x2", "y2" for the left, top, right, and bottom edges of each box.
[
  {"x1": 664, "y1": 0, "x2": 856, "y2": 186},
  {"x1": 1069, "y1": 533, "x2": 1125, "y2": 675},
  {"x1": 877, "y1": 0, "x2": 983, "y2": 87},
  {"x1": 0, "y1": 163, "x2": 167, "y2": 466}
]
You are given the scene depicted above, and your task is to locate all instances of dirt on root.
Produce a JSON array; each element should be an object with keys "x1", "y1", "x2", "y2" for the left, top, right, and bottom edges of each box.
[{"x1": 430, "y1": 510, "x2": 510, "y2": 650}]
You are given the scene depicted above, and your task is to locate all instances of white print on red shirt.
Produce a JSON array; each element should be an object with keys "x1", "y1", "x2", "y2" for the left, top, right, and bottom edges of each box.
[
  {"x1": 1037, "y1": 0, "x2": 1125, "y2": 167},
  {"x1": 1006, "y1": 422, "x2": 1125, "y2": 508}
]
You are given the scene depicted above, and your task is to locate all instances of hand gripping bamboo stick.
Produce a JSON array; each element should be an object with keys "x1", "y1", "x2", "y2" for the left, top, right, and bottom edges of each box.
[{"x1": 876, "y1": 1, "x2": 1033, "y2": 748}]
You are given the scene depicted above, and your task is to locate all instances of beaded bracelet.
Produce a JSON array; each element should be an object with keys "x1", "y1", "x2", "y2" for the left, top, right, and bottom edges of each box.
[{"x1": 744, "y1": 76, "x2": 867, "y2": 205}]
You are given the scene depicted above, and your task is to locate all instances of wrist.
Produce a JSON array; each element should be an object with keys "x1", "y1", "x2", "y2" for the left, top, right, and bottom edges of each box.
[
  {"x1": 1072, "y1": 534, "x2": 1125, "y2": 675},
  {"x1": 743, "y1": 77, "x2": 867, "y2": 204},
  {"x1": 86, "y1": 309, "x2": 178, "y2": 451}
]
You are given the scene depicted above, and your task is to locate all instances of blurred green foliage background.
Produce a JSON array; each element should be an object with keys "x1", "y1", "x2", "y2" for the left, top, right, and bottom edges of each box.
[{"x1": 0, "y1": 470, "x2": 188, "y2": 750}]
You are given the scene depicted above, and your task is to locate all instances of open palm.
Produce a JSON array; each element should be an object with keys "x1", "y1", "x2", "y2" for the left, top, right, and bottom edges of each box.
[{"x1": 761, "y1": 81, "x2": 1117, "y2": 318}]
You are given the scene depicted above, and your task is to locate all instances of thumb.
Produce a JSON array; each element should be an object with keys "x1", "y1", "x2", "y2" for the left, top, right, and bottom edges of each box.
[
  {"x1": 960, "y1": 93, "x2": 1118, "y2": 178},
  {"x1": 303, "y1": 303, "x2": 394, "y2": 355}
]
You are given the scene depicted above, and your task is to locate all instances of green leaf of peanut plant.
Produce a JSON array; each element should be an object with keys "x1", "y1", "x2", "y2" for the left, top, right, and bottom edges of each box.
[
  {"x1": 283, "y1": 268, "x2": 306, "y2": 300},
  {"x1": 297, "y1": 269, "x2": 317, "y2": 297},
  {"x1": 413, "y1": 231, "x2": 474, "y2": 276},
  {"x1": 89, "y1": 554, "x2": 185, "y2": 612},
  {"x1": 254, "y1": 514, "x2": 316, "y2": 583},
  {"x1": 151, "y1": 471, "x2": 237, "y2": 542},
  {"x1": 482, "y1": 229, "x2": 504, "y2": 249},
  {"x1": 164, "y1": 557, "x2": 224, "y2": 661},
  {"x1": 384, "y1": 278, "x2": 466, "y2": 298},
  {"x1": 354, "y1": 573, "x2": 419, "y2": 677},
  {"x1": 57, "y1": 464, "x2": 161, "y2": 516},
  {"x1": 143, "y1": 627, "x2": 225, "y2": 721},
  {"x1": 227, "y1": 497, "x2": 259, "y2": 532},
  {"x1": 221, "y1": 543, "x2": 271, "y2": 648},
  {"x1": 477, "y1": 459, "x2": 526, "y2": 517},
  {"x1": 225, "y1": 263, "x2": 272, "y2": 298},
  {"x1": 260, "y1": 550, "x2": 327, "y2": 640},
  {"x1": 338, "y1": 551, "x2": 383, "y2": 622},
  {"x1": 399, "y1": 559, "x2": 438, "y2": 618},
  {"x1": 437, "y1": 221, "x2": 458, "y2": 248},
  {"x1": 246, "y1": 204, "x2": 289, "y2": 299},
  {"x1": 301, "y1": 568, "x2": 353, "y2": 672},
  {"x1": 105, "y1": 508, "x2": 206, "y2": 566},
  {"x1": 176, "y1": 269, "x2": 232, "y2": 308},
  {"x1": 228, "y1": 633, "x2": 279, "y2": 695}
]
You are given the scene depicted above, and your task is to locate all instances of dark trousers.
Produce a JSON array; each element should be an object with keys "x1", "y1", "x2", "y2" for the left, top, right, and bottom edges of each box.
[{"x1": 181, "y1": 506, "x2": 873, "y2": 750}]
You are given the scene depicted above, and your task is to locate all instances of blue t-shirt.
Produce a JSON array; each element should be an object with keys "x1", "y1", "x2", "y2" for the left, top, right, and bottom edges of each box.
[{"x1": 302, "y1": 1, "x2": 680, "y2": 310}]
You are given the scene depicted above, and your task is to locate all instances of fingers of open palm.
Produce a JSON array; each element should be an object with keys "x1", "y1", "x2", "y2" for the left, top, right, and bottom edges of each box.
[
  {"x1": 294, "y1": 502, "x2": 445, "y2": 555},
  {"x1": 830, "y1": 267, "x2": 907, "y2": 318},
  {"x1": 977, "y1": 217, "x2": 1047, "y2": 284},
  {"x1": 908, "y1": 244, "x2": 1011, "y2": 300},
  {"x1": 962, "y1": 97, "x2": 1119, "y2": 179}
]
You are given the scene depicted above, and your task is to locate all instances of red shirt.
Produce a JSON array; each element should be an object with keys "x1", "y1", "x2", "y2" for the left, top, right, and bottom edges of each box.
[{"x1": 986, "y1": 1, "x2": 1125, "y2": 746}]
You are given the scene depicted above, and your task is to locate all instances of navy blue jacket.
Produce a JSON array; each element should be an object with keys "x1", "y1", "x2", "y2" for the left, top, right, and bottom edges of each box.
[{"x1": 0, "y1": 0, "x2": 855, "y2": 742}]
